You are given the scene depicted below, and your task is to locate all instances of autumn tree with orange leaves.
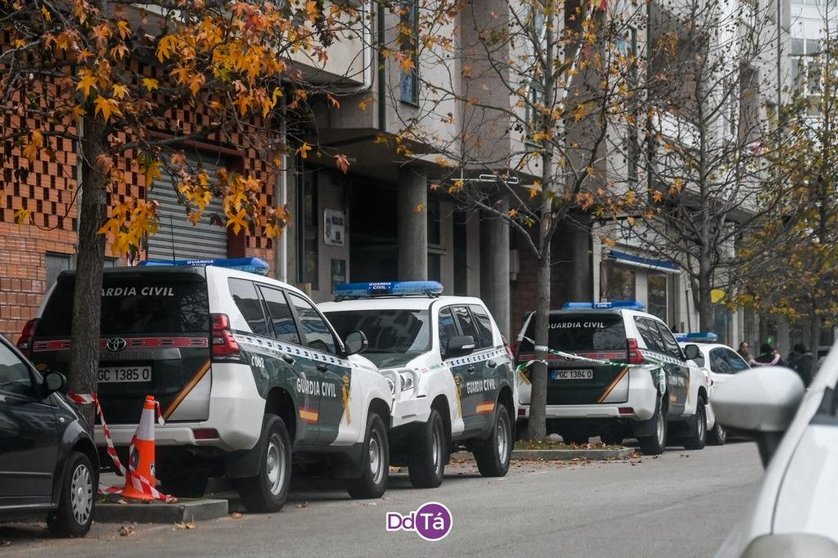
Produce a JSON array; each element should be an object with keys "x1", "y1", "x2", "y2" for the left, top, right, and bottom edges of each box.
[
  {"x1": 381, "y1": 0, "x2": 638, "y2": 440},
  {"x1": 0, "y1": 0, "x2": 360, "y2": 403}
]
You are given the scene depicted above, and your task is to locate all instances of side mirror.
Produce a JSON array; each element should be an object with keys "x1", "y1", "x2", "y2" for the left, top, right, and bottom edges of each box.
[
  {"x1": 43, "y1": 371, "x2": 66, "y2": 395},
  {"x1": 683, "y1": 344, "x2": 701, "y2": 361},
  {"x1": 344, "y1": 331, "x2": 368, "y2": 356},
  {"x1": 446, "y1": 336, "x2": 475, "y2": 359},
  {"x1": 713, "y1": 366, "x2": 805, "y2": 465}
]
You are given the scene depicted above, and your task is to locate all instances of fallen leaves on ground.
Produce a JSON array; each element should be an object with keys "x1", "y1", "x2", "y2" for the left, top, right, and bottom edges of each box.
[
  {"x1": 230, "y1": 512, "x2": 243, "y2": 519},
  {"x1": 118, "y1": 525, "x2": 136, "y2": 537},
  {"x1": 174, "y1": 521, "x2": 197, "y2": 529},
  {"x1": 295, "y1": 502, "x2": 308, "y2": 509}
]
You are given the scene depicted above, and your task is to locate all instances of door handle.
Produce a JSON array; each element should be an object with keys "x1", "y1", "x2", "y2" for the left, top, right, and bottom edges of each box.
[
  {"x1": 466, "y1": 365, "x2": 476, "y2": 374},
  {"x1": 282, "y1": 355, "x2": 295, "y2": 365},
  {"x1": 486, "y1": 360, "x2": 498, "y2": 369},
  {"x1": 317, "y1": 363, "x2": 328, "y2": 373}
]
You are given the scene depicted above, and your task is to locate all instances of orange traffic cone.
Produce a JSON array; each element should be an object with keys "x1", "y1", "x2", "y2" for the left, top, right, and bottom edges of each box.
[{"x1": 121, "y1": 395, "x2": 159, "y2": 500}]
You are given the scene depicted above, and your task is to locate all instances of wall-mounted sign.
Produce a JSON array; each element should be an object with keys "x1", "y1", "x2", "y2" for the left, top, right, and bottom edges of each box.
[{"x1": 324, "y1": 208, "x2": 345, "y2": 247}]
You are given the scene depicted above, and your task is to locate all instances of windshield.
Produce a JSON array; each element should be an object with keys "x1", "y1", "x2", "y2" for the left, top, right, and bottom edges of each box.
[
  {"x1": 325, "y1": 309, "x2": 431, "y2": 368},
  {"x1": 38, "y1": 273, "x2": 210, "y2": 336},
  {"x1": 519, "y1": 313, "x2": 626, "y2": 354}
]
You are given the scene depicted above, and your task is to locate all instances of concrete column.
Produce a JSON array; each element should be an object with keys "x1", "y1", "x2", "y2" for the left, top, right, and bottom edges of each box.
[
  {"x1": 397, "y1": 167, "x2": 428, "y2": 280},
  {"x1": 480, "y1": 202, "x2": 510, "y2": 339}
]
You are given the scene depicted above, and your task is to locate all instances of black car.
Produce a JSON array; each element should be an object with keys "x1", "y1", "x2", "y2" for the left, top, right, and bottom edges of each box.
[{"x1": 0, "y1": 335, "x2": 98, "y2": 537}]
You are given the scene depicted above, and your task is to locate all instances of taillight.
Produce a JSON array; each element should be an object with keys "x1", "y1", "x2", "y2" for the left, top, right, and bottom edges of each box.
[
  {"x1": 626, "y1": 338, "x2": 644, "y2": 365},
  {"x1": 211, "y1": 313, "x2": 241, "y2": 360},
  {"x1": 17, "y1": 318, "x2": 39, "y2": 356},
  {"x1": 509, "y1": 340, "x2": 519, "y2": 360}
]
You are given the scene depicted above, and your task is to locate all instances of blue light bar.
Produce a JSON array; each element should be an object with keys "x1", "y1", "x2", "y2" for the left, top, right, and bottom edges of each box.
[
  {"x1": 562, "y1": 300, "x2": 646, "y2": 311},
  {"x1": 334, "y1": 281, "x2": 444, "y2": 298},
  {"x1": 675, "y1": 332, "x2": 718, "y2": 343},
  {"x1": 141, "y1": 257, "x2": 270, "y2": 276}
]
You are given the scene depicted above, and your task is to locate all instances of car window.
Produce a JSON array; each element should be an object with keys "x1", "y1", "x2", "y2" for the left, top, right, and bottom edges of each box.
[
  {"x1": 520, "y1": 313, "x2": 626, "y2": 353},
  {"x1": 452, "y1": 306, "x2": 485, "y2": 348},
  {"x1": 228, "y1": 278, "x2": 270, "y2": 337},
  {"x1": 0, "y1": 342, "x2": 35, "y2": 397},
  {"x1": 469, "y1": 305, "x2": 496, "y2": 349},
  {"x1": 722, "y1": 348, "x2": 750, "y2": 372},
  {"x1": 709, "y1": 348, "x2": 733, "y2": 374},
  {"x1": 654, "y1": 321, "x2": 684, "y2": 359},
  {"x1": 634, "y1": 317, "x2": 664, "y2": 353},
  {"x1": 288, "y1": 293, "x2": 338, "y2": 355},
  {"x1": 438, "y1": 307, "x2": 460, "y2": 353},
  {"x1": 259, "y1": 286, "x2": 301, "y2": 345}
]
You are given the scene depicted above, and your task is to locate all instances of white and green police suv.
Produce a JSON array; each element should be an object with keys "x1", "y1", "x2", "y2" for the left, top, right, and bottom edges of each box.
[
  {"x1": 20, "y1": 258, "x2": 393, "y2": 512},
  {"x1": 320, "y1": 281, "x2": 516, "y2": 488},
  {"x1": 514, "y1": 301, "x2": 710, "y2": 455}
]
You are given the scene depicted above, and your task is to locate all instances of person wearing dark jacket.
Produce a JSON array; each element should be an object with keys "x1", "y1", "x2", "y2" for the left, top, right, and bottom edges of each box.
[
  {"x1": 752, "y1": 343, "x2": 782, "y2": 367},
  {"x1": 791, "y1": 343, "x2": 814, "y2": 387}
]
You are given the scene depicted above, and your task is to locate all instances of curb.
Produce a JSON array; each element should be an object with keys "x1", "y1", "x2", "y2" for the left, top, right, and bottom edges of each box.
[
  {"x1": 511, "y1": 447, "x2": 635, "y2": 460},
  {"x1": 94, "y1": 498, "x2": 229, "y2": 524}
]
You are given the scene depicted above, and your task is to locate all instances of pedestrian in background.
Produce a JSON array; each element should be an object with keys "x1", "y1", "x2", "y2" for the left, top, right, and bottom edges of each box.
[
  {"x1": 738, "y1": 341, "x2": 751, "y2": 362},
  {"x1": 752, "y1": 343, "x2": 782, "y2": 367},
  {"x1": 791, "y1": 343, "x2": 814, "y2": 387}
]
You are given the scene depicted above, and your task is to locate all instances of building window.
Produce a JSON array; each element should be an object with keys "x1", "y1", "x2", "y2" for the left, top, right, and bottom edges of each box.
[
  {"x1": 399, "y1": 0, "x2": 419, "y2": 105},
  {"x1": 427, "y1": 198, "x2": 443, "y2": 282},
  {"x1": 791, "y1": 38, "x2": 823, "y2": 96},
  {"x1": 296, "y1": 169, "x2": 319, "y2": 290},
  {"x1": 648, "y1": 273, "x2": 668, "y2": 322},
  {"x1": 604, "y1": 264, "x2": 635, "y2": 302},
  {"x1": 525, "y1": 81, "x2": 545, "y2": 144},
  {"x1": 46, "y1": 253, "x2": 73, "y2": 289}
]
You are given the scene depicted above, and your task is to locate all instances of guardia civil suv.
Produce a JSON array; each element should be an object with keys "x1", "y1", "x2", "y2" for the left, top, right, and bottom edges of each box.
[
  {"x1": 514, "y1": 301, "x2": 709, "y2": 455},
  {"x1": 19, "y1": 258, "x2": 393, "y2": 512},
  {"x1": 321, "y1": 281, "x2": 516, "y2": 488}
]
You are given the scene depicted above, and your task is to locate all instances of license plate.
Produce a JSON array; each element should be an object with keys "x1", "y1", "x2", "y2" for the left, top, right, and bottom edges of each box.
[
  {"x1": 550, "y1": 369, "x2": 593, "y2": 380},
  {"x1": 97, "y1": 366, "x2": 152, "y2": 383}
]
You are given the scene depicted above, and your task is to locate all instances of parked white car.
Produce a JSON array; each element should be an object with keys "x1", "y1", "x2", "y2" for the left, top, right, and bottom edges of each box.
[
  {"x1": 679, "y1": 335, "x2": 750, "y2": 445},
  {"x1": 714, "y1": 343, "x2": 838, "y2": 557}
]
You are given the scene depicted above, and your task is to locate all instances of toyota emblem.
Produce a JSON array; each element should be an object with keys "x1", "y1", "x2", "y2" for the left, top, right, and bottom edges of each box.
[{"x1": 106, "y1": 337, "x2": 127, "y2": 352}]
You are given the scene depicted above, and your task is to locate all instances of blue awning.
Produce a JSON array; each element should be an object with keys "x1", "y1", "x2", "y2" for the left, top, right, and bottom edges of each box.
[{"x1": 608, "y1": 250, "x2": 680, "y2": 274}]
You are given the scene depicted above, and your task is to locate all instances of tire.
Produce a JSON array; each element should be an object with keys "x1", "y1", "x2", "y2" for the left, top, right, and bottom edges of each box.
[
  {"x1": 239, "y1": 415, "x2": 292, "y2": 513},
  {"x1": 408, "y1": 408, "x2": 448, "y2": 489},
  {"x1": 708, "y1": 421, "x2": 727, "y2": 446},
  {"x1": 47, "y1": 452, "x2": 96, "y2": 538},
  {"x1": 346, "y1": 413, "x2": 389, "y2": 499},
  {"x1": 683, "y1": 399, "x2": 708, "y2": 450},
  {"x1": 474, "y1": 402, "x2": 513, "y2": 477},
  {"x1": 638, "y1": 397, "x2": 667, "y2": 456},
  {"x1": 158, "y1": 471, "x2": 208, "y2": 499}
]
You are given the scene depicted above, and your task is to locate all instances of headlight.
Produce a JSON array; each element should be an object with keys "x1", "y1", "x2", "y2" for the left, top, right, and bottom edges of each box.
[{"x1": 399, "y1": 371, "x2": 415, "y2": 392}]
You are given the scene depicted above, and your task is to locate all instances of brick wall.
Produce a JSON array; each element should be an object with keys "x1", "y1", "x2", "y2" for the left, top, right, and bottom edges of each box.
[{"x1": 0, "y1": 62, "x2": 279, "y2": 341}]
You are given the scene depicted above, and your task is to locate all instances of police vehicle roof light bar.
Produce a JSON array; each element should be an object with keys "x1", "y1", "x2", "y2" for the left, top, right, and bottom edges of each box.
[
  {"x1": 141, "y1": 257, "x2": 270, "y2": 276},
  {"x1": 334, "y1": 281, "x2": 444, "y2": 299},
  {"x1": 562, "y1": 300, "x2": 646, "y2": 311},
  {"x1": 674, "y1": 332, "x2": 719, "y2": 343}
]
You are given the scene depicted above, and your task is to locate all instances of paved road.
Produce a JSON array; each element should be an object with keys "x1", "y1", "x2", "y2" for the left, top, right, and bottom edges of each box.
[{"x1": 1, "y1": 441, "x2": 764, "y2": 558}]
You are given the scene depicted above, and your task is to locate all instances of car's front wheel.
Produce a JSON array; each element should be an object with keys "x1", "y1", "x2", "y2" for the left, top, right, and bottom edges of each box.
[
  {"x1": 47, "y1": 451, "x2": 96, "y2": 538},
  {"x1": 238, "y1": 414, "x2": 292, "y2": 513},
  {"x1": 708, "y1": 418, "x2": 727, "y2": 446},
  {"x1": 346, "y1": 413, "x2": 389, "y2": 499},
  {"x1": 408, "y1": 408, "x2": 448, "y2": 488},
  {"x1": 474, "y1": 402, "x2": 513, "y2": 477}
]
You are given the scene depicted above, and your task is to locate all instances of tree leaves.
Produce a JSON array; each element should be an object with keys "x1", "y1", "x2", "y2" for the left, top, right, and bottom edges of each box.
[{"x1": 94, "y1": 96, "x2": 121, "y2": 122}]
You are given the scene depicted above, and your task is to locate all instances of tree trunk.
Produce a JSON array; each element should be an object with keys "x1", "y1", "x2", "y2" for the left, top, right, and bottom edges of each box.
[
  {"x1": 809, "y1": 302, "x2": 820, "y2": 375},
  {"x1": 525, "y1": 198, "x2": 554, "y2": 441},
  {"x1": 696, "y1": 254, "x2": 713, "y2": 332},
  {"x1": 68, "y1": 116, "x2": 108, "y2": 429}
]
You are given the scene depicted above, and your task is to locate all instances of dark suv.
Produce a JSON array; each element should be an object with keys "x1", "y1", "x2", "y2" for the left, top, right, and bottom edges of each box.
[{"x1": 0, "y1": 335, "x2": 98, "y2": 537}]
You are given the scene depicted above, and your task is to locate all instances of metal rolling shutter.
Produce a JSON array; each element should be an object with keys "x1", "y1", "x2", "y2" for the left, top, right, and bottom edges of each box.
[{"x1": 147, "y1": 155, "x2": 228, "y2": 261}]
